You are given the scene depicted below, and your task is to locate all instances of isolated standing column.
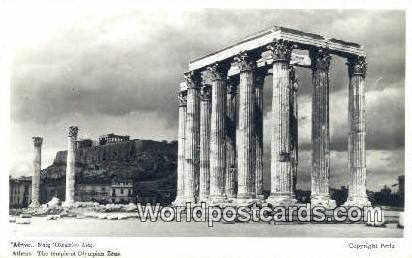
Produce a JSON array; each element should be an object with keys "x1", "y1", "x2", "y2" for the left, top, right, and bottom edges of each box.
[
  {"x1": 199, "y1": 84, "x2": 211, "y2": 202},
  {"x1": 184, "y1": 72, "x2": 200, "y2": 203},
  {"x1": 29, "y1": 137, "x2": 43, "y2": 208},
  {"x1": 64, "y1": 126, "x2": 78, "y2": 207},
  {"x1": 310, "y1": 49, "x2": 336, "y2": 208},
  {"x1": 267, "y1": 39, "x2": 297, "y2": 206},
  {"x1": 173, "y1": 88, "x2": 187, "y2": 205},
  {"x1": 344, "y1": 56, "x2": 371, "y2": 207}
]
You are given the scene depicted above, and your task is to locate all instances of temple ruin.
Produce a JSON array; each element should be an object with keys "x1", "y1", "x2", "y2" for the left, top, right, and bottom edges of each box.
[{"x1": 174, "y1": 26, "x2": 370, "y2": 207}]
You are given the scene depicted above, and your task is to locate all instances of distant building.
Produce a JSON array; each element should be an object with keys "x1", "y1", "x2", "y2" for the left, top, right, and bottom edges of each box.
[
  {"x1": 9, "y1": 176, "x2": 32, "y2": 208},
  {"x1": 77, "y1": 183, "x2": 111, "y2": 204},
  {"x1": 110, "y1": 180, "x2": 135, "y2": 204},
  {"x1": 98, "y1": 133, "x2": 130, "y2": 145}
]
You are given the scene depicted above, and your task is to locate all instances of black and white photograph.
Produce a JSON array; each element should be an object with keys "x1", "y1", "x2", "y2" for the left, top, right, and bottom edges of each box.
[{"x1": 1, "y1": 1, "x2": 410, "y2": 258}]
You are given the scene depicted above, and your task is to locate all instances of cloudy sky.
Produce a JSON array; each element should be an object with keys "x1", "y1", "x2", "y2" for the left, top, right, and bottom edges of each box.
[{"x1": 9, "y1": 6, "x2": 404, "y2": 192}]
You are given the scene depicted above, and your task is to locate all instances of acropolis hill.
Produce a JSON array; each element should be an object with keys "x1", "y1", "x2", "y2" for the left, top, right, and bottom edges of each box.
[{"x1": 39, "y1": 137, "x2": 177, "y2": 205}]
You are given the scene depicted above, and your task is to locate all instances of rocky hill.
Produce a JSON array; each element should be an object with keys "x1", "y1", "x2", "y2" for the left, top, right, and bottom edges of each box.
[{"x1": 40, "y1": 139, "x2": 177, "y2": 204}]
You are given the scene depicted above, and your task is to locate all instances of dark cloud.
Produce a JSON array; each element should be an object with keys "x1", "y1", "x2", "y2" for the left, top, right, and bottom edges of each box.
[{"x1": 10, "y1": 8, "x2": 405, "y2": 190}]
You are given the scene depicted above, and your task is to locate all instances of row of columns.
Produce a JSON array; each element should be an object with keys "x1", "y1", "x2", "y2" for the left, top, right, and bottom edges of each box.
[{"x1": 174, "y1": 39, "x2": 370, "y2": 207}]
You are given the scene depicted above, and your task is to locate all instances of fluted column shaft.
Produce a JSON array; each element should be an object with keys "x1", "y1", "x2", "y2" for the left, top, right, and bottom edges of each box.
[
  {"x1": 267, "y1": 40, "x2": 296, "y2": 206},
  {"x1": 173, "y1": 89, "x2": 187, "y2": 205},
  {"x1": 64, "y1": 126, "x2": 78, "y2": 206},
  {"x1": 290, "y1": 67, "x2": 298, "y2": 195},
  {"x1": 236, "y1": 52, "x2": 256, "y2": 201},
  {"x1": 255, "y1": 69, "x2": 266, "y2": 199},
  {"x1": 208, "y1": 64, "x2": 228, "y2": 203},
  {"x1": 199, "y1": 84, "x2": 211, "y2": 201},
  {"x1": 184, "y1": 73, "x2": 200, "y2": 203},
  {"x1": 225, "y1": 78, "x2": 237, "y2": 198},
  {"x1": 345, "y1": 56, "x2": 370, "y2": 207},
  {"x1": 29, "y1": 137, "x2": 43, "y2": 208},
  {"x1": 310, "y1": 49, "x2": 335, "y2": 208}
]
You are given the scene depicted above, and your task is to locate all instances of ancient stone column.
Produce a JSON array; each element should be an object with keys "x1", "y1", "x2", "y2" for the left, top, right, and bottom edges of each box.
[
  {"x1": 173, "y1": 88, "x2": 187, "y2": 206},
  {"x1": 225, "y1": 76, "x2": 238, "y2": 199},
  {"x1": 184, "y1": 72, "x2": 201, "y2": 203},
  {"x1": 63, "y1": 126, "x2": 78, "y2": 207},
  {"x1": 266, "y1": 39, "x2": 297, "y2": 206},
  {"x1": 290, "y1": 67, "x2": 298, "y2": 195},
  {"x1": 255, "y1": 68, "x2": 267, "y2": 200},
  {"x1": 310, "y1": 49, "x2": 336, "y2": 208},
  {"x1": 235, "y1": 52, "x2": 258, "y2": 205},
  {"x1": 207, "y1": 63, "x2": 229, "y2": 205},
  {"x1": 29, "y1": 137, "x2": 43, "y2": 208},
  {"x1": 344, "y1": 56, "x2": 371, "y2": 207},
  {"x1": 199, "y1": 83, "x2": 211, "y2": 202}
]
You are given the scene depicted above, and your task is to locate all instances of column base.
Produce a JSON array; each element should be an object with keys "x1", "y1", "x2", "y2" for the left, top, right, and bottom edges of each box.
[
  {"x1": 236, "y1": 197, "x2": 263, "y2": 207},
  {"x1": 28, "y1": 200, "x2": 40, "y2": 208},
  {"x1": 172, "y1": 196, "x2": 188, "y2": 206},
  {"x1": 310, "y1": 194, "x2": 336, "y2": 209},
  {"x1": 343, "y1": 196, "x2": 371, "y2": 208},
  {"x1": 256, "y1": 194, "x2": 265, "y2": 200},
  {"x1": 266, "y1": 194, "x2": 297, "y2": 207},
  {"x1": 62, "y1": 201, "x2": 75, "y2": 208},
  {"x1": 198, "y1": 196, "x2": 210, "y2": 204},
  {"x1": 207, "y1": 195, "x2": 228, "y2": 207}
]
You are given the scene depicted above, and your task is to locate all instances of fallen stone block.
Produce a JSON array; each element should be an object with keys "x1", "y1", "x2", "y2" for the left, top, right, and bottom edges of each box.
[
  {"x1": 107, "y1": 215, "x2": 119, "y2": 220},
  {"x1": 16, "y1": 218, "x2": 31, "y2": 224},
  {"x1": 98, "y1": 214, "x2": 108, "y2": 219},
  {"x1": 47, "y1": 215, "x2": 60, "y2": 220},
  {"x1": 9, "y1": 216, "x2": 16, "y2": 223}
]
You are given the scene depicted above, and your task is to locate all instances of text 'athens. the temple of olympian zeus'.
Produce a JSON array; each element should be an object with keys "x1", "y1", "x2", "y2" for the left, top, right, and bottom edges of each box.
[{"x1": 173, "y1": 26, "x2": 371, "y2": 208}]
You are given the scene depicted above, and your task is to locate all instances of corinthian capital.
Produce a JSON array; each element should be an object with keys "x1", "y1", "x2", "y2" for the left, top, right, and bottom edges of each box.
[
  {"x1": 32, "y1": 137, "x2": 43, "y2": 147},
  {"x1": 200, "y1": 84, "x2": 212, "y2": 101},
  {"x1": 234, "y1": 51, "x2": 256, "y2": 72},
  {"x1": 177, "y1": 90, "x2": 187, "y2": 106},
  {"x1": 347, "y1": 56, "x2": 367, "y2": 77},
  {"x1": 184, "y1": 71, "x2": 201, "y2": 89},
  {"x1": 310, "y1": 48, "x2": 331, "y2": 72},
  {"x1": 206, "y1": 63, "x2": 229, "y2": 81},
  {"x1": 68, "y1": 126, "x2": 78, "y2": 138},
  {"x1": 267, "y1": 39, "x2": 295, "y2": 62}
]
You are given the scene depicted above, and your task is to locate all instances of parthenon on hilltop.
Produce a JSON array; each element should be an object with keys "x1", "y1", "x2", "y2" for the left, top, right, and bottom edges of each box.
[{"x1": 174, "y1": 26, "x2": 370, "y2": 208}]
